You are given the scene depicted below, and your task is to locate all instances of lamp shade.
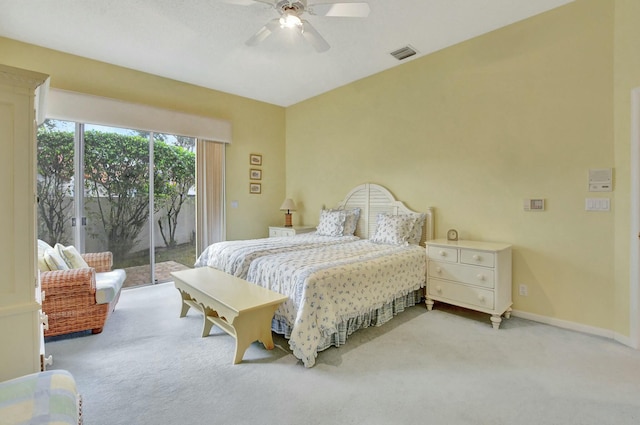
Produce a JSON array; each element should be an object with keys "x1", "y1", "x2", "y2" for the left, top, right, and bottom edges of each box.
[{"x1": 280, "y1": 198, "x2": 297, "y2": 212}]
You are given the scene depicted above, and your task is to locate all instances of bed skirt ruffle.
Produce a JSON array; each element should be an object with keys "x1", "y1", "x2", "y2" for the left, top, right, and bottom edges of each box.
[{"x1": 272, "y1": 289, "x2": 423, "y2": 362}]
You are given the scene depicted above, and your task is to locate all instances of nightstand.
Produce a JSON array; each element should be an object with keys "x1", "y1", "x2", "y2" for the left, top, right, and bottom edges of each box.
[
  {"x1": 268, "y1": 226, "x2": 316, "y2": 237},
  {"x1": 425, "y1": 239, "x2": 512, "y2": 329}
]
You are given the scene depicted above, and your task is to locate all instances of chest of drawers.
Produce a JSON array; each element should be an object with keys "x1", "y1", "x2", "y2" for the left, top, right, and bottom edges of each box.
[{"x1": 425, "y1": 239, "x2": 512, "y2": 329}]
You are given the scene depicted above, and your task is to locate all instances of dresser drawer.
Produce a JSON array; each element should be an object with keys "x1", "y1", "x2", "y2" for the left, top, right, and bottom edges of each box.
[
  {"x1": 428, "y1": 261, "x2": 495, "y2": 289},
  {"x1": 460, "y1": 249, "x2": 495, "y2": 268},
  {"x1": 427, "y1": 245, "x2": 458, "y2": 263},
  {"x1": 428, "y1": 278, "x2": 495, "y2": 310}
]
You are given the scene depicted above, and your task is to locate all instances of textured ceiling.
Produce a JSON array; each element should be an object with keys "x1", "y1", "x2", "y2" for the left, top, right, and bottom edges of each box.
[{"x1": 0, "y1": 0, "x2": 573, "y2": 107}]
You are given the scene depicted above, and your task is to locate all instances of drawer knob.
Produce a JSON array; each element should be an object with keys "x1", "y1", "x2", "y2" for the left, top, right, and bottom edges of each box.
[
  {"x1": 478, "y1": 295, "x2": 485, "y2": 302},
  {"x1": 472, "y1": 254, "x2": 480, "y2": 261},
  {"x1": 435, "y1": 267, "x2": 442, "y2": 273},
  {"x1": 438, "y1": 250, "x2": 446, "y2": 257},
  {"x1": 476, "y1": 274, "x2": 485, "y2": 281},
  {"x1": 436, "y1": 286, "x2": 442, "y2": 293}
]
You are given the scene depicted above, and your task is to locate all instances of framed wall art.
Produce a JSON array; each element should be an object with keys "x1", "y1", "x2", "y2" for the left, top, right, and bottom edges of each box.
[
  {"x1": 250, "y1": 183, "x2": 262, "y2": 194},
  {"x1": 250, "y1": 154, "x2": 262, "y2": 166},
  {"x1": 250, "y1": 168, "x2": 262, "y2": 180}
]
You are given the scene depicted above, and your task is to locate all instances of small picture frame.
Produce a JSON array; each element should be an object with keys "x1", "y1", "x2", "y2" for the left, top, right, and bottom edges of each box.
[
  {"x1": 250, "y1": 154, "x2": 262, "y2": 166},
  {"x1": 250, "y1": 183, "x2": 261, "y2": 194},
  {"x1": 250, "y1": 169, "x2": 262, "y2": 180}
]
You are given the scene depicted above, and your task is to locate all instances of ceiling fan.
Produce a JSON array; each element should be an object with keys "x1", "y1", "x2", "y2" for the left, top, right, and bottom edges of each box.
[{"x1": 225, "y1": 0, "x2": 370, "y2": 52}]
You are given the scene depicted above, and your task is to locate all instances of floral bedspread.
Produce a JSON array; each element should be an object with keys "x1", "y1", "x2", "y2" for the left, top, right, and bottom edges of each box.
[
  {"x1": 245, "y1": 240, "x2": 426, "y2": 367},
  {"x1": 194, "y1": 233, "x2": 359, "y2": 277}
]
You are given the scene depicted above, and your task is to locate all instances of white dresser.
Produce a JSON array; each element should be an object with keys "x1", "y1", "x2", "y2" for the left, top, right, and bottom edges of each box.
[
  {"x1": 268, "y1": 226, "x2": 316, "y2": 237},
  {"x1": 425, "y1": 239, "x2": 512, "y2": 329}
]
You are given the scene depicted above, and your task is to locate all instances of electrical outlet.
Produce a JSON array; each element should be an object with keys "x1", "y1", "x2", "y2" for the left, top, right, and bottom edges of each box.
[{"x1": 519, "y1": 284, "x2": 528, "y2": 296}]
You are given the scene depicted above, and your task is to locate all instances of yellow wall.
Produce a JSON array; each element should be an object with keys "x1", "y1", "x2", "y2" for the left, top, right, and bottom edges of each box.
[
  {"x1": 287, "y1": 0, "x2": 620, "y2": 331},
  {"x1": 0, "y1": 36, "x2": 286, "y2": 241},
  {"x1": 2, "y1": 0, "x2": 639, "y2": 338}
]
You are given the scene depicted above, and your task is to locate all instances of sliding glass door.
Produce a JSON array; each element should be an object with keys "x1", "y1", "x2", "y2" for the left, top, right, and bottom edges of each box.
[{"x1": 37, "y1": 120, "x2": 196, "y2": 286}]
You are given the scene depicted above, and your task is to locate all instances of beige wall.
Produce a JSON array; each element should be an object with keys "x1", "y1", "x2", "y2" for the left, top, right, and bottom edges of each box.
[
  {"x1": 287, "y1": 0, "x2": 624, "y2": 332},
  {"x1": 0, "y1": 36, "x2": 286, "y2": 241}
]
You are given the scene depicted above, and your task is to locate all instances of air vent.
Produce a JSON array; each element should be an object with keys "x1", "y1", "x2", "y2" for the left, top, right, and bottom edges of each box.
[{"x1": 390, "y1": 45, "x2": 417, "y2": 61}]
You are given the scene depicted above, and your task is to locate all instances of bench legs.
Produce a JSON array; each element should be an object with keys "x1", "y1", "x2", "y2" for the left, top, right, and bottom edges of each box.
[{"x1": 176, "y1": 288, "x2": 280, "y2": 364}]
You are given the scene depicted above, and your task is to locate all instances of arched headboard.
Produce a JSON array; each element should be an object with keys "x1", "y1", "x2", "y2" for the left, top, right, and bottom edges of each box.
[{"x1": 334, "y1": 183, "x2": 434, "y2": 244}]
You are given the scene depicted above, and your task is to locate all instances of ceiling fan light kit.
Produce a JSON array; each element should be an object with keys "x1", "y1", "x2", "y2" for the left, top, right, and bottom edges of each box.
[{"x1": 232, "y1": 0, "x2": 370, "y2": 53}]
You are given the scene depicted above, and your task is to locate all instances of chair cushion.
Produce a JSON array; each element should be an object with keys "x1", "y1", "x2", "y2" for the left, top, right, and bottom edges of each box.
[{"x1": 95, "y1": 269, "x2": 126, "y2": 304}]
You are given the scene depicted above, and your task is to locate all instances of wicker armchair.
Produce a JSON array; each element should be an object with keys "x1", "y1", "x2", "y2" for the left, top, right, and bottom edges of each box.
[{"x1": 40, "y1": 251, "x2": 125, "y2": 337}]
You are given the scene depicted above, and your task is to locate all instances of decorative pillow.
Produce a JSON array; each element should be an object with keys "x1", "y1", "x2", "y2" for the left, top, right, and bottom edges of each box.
[
  {"x1": 405, "y1": 213, "x2": 427, "y2": 245},
  {"x1": 55, "y1": 243, "x2": 89, "y2": 269},
  {"x1": 370, "y1": 213, "x2": 415, "y2": 246},
  {"x1": 316, "y1": 209, "x2": 346, "y2": 237},
  {"x1": 37, "y1": 239, "x2": 53, "y2": 272},
  {"x1": 341, "y1": 208, "x2": 361, "y2": 236},
  {"x1": 44, "y1": 247, "x2": 70, "y2": 271}
]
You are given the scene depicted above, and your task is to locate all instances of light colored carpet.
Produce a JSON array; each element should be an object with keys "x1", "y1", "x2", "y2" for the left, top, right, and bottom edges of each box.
[{"x1": 45, "y1": 282, "x2": 640, "y2": 425}]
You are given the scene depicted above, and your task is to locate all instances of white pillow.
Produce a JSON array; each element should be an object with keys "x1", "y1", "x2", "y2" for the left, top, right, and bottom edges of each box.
[
  {"x1": 55, "y1": 243, "x2": 90, "y2": 269},
  {"x1": 370, "y1": 213, "x2": 415, "y2": 246},
  {"x1": 316, "y1": 209, "x2": 346, "y2": 237},
  {"x1": 44, "y1": 247, "x2": 70, "y2": 271},
  {"x1": 37, "y1": 239, "x2": 53, "y2": 272}
]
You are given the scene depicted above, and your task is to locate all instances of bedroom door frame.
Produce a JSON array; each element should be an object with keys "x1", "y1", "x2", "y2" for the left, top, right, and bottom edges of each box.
[{"x1": 630, "y1": 87, "x2": 640, "y2": 350}]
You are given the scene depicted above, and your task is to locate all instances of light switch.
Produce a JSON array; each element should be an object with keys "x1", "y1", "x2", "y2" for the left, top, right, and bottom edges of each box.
[
  {"x1": 585, "y1": 198, "x2": 610, "y2": 211},
  {"x1": 231, "y1": 200, "x2": 239, "y2": 208}
]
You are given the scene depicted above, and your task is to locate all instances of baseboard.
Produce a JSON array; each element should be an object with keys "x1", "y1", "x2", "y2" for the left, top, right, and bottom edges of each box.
[{"x1": 511, "y1": 309, "x2": 635, "y2": 349}]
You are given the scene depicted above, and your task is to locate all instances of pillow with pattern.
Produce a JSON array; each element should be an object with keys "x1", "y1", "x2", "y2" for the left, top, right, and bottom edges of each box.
[
  {"x1": 370, "y1": 213, "x2": 415, "y2": 246},
  {"x1": 405, "y1": 213, "x2": 426, "y2": 245},
  {"x1": 316, "y1": 209, "x2": 347, "y2": 237},
  {"x1": 341, "y1": 207, "x2": 361, "y2": 236}
]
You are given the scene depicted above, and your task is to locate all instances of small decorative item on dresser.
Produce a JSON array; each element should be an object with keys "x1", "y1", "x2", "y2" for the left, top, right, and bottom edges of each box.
[
  {"x1": 447, "y1": 228, "x2": 458, "y2": 241},
  {"x1": 279, "y1": 198, "x2": 297, "y2": 227}
]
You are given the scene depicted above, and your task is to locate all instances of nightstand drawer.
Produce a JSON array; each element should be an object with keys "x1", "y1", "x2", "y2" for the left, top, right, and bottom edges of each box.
[
  {"x1": 428, "y1": 261, "x2": 495, "y2": 289},
  {"x1": 427, "y1": 245, "x2": 458, "y2": 263},
  {"x1": 428, "y1": 278, "x2": 495, "y2": 310},
  {"x1": 460, "y1": 249, "x2": 495, "y2": 268}
]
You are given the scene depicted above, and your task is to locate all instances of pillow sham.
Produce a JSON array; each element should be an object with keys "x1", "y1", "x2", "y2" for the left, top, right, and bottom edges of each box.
[
  {"x1": 370, "y1": 213, "x2": 416, "y2": 246},
  {"x1": 316, "y1": 209, "x2": 347, "y2": 237},
  {"x1": 341, "y1": 207, "x2": 361, "y2": 236},
  {"x1": 55, "y1": 243, "x2": 89, "y2": 269},
  {"x1": 405, "y1": 213, "x2": 426, "y2": 245}
]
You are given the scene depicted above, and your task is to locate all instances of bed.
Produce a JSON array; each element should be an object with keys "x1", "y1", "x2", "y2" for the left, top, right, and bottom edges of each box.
[{"x1": 197, "y1": 183, "x2": 434, "y2": 367}]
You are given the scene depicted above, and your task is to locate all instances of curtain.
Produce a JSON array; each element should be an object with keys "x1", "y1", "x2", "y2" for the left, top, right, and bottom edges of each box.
[{"x1": 196, "y1": 139, "x2": 226, "y2": 256}]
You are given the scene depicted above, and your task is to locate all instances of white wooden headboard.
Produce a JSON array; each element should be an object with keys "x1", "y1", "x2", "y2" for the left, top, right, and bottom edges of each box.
[{"x1": 335, "y1": 183, "x2": 434, "y2": 244}]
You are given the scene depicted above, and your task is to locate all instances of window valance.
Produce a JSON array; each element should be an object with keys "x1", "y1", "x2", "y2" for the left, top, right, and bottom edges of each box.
[{"x1": 46, "y1": 88, "x2": 232, "y2": 143}]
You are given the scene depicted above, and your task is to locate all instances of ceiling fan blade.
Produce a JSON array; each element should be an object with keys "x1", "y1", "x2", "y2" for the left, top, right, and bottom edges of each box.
[
  {"x1": 246, "y1": 19, "x2": 280, "y2": 46},
  {"x1": 221, "y1": 0, "x2": 275, "y2": 5},
  {"x1": 309, "y1": 2, "x2": 370, "y2": 17},
  {"x1": 300, "y1": 20, "x2": 330, "y2": 52}
]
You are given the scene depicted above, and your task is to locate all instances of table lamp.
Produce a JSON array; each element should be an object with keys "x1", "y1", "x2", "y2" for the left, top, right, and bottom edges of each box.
[{"x1": 280, "y1": 198, "x2": 297, "y2": 227}]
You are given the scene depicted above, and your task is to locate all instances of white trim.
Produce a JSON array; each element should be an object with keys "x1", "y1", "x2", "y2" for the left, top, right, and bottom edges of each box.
[
  {"x1": 512, "y1": 309, "x2": 618, "y2": 341},
  {"x1": 46, "y1": 88, "x2": 232, "y2": 143},
  {"x1": 630, "y1": 87, "x2": 640, "y2": 349}
]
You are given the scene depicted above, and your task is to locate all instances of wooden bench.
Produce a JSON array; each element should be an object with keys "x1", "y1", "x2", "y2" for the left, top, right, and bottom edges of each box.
[{"x1": 171, "y1": 267, "x2": 288, "y2": 365}]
